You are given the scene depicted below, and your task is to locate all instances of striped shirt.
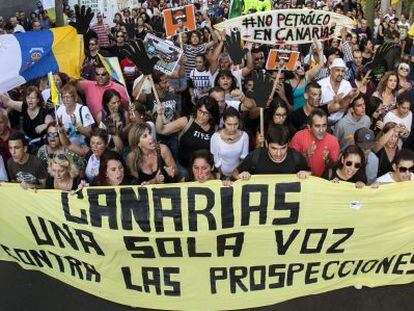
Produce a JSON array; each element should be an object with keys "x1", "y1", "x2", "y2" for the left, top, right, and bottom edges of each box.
[
  {"x1": 184, "y1": 44, "x2": 206, "y2": 78},
  {"x1": 91, "y1": 23, "x2": 110, "y2": 48}
]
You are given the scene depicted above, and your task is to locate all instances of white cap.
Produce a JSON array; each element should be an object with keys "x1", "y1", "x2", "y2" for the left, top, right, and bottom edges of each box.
[{"x1": 329, "y1": 58, "x2": 347, "y2": 70}]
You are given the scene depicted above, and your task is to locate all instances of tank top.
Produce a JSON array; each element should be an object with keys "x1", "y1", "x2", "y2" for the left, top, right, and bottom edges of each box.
[
  {"x1": 178, "y1": 119, "x2": 215, "y2": 167},
  {"x1": 138, "y1": 144, "x2": 176, "y2": 184},
  {"x1": 292, "y1": 83, "x2": 307, "y2": 111}
]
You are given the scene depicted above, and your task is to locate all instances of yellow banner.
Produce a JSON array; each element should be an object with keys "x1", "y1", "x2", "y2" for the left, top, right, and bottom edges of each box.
[{"x1": 0, "y1": 176, "x2": 413, "y2": 310}]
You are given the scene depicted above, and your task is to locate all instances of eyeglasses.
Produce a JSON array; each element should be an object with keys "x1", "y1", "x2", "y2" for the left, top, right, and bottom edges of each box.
[
  {"x1": 95, "y1": 72, "x2": 108, "y2": 76},
  {"x1": 62, "y1": 95, "x2": 74, "y2": 100},
  {"x1": 399, "y1": 67, "x2": 410, "y2": 72},
  {"x1": 397, "y1": 166, "x2": 414, "y2": 173},
  {"x1": 198, "y1": 109, "x2": 210, "y2": 116},
  {"x1": 47, "y1": 132, "x2": 59, "y2": 138},
  {"x1": 274, "y1": 113, "x2": 287, "y2": 118},
  {"x1": 345, "y1": 161, "x2": 361, "y2": 169},
  {"x1": 116, "y1": 35, "x2": 124, "y2": 38}
]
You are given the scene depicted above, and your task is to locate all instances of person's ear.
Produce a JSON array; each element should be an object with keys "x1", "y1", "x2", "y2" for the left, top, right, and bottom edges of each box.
[
  {"x1": 24, "y1": 145, "x2": 28, "y2": 153},
  {"x1": 392, "y1": 163, "x2": 397, "y2": 172}
]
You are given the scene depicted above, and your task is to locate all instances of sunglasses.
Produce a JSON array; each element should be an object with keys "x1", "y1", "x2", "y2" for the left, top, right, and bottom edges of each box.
[
  {"x1": 345, "y1": 161, "x2": 361, "y2": 169},
  {"x1": 47, "y1": 132, "x2": 59, "y2": 138},
  {"x1": 399, "y1": 67, "x2": 410, "y2": 72},
  {"x1": 274, "y1": 113, "x2": 287, "y2": 118},
  {"x1": 95, "y1": 72, "x2": 108, "y2": 76},
  {"x1": 397, "y1": 166, "x2": 414, "y2": 173}
]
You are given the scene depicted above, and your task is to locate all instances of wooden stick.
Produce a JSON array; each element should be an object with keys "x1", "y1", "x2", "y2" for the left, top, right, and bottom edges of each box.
[
  {"x1": 269, "y1": 61, "x2": 285, "y2": 102},
  {"x1": 236, "y1": 65, "x2": 243, "y2": 92},
  {"x1": 148, "y1": 75, "x2": 162, "y2": 106},
  {"x1": 260, "y1": 107, "x2": 264, "y2": 147},
  {"x1": 179, "y1": 32, "x2": 184, "y2": 50}
]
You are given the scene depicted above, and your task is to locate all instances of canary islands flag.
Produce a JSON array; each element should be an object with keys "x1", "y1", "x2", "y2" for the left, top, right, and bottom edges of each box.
[{"x1": 0, "y1": 26, "x2": 84, "y2": 93}]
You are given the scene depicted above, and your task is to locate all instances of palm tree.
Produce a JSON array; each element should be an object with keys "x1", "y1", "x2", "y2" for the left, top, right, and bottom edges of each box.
[{"x1": 55, "y1": 0, "x2": 64, "y2": 27}]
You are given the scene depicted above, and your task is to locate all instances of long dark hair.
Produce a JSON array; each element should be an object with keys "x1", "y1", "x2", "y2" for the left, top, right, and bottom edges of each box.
[
  {"x1": 334, "y1": 145, "x2": 366, "y2": 182},
  {"x1": 192, "y1": 96, "x2": 220, "y2": 128},
  {"x1": 188, "y1": 149, "x2": 215, "y2": 182},
  {"x1": 102, "y1": 89, "x2": 122, "y2": 116},
  {"x1": 94, "y1": 150, "x2": 126, "y2": 186}
]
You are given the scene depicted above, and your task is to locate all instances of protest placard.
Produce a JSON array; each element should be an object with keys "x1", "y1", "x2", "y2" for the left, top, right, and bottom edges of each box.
[
  {"x1": 266, "y1": 49, "x2": 300, "y2": 71},
  {"x1": 1, "y1": 177, "x2": 414, "y2": 310},
  {"x1": 215, "y1": 9, "x2": 354, "y2": 45},
  {"x1": 144, "y1": 34, "x2": 183, "y2": 76},
  {"x1": 163, "y1": 4, "x2": 196, "y2": 37}
]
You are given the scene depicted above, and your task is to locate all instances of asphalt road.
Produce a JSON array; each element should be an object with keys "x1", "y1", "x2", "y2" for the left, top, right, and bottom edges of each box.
[{"x1": 0, "y1": 261, "x2": 413, "y2": 311}]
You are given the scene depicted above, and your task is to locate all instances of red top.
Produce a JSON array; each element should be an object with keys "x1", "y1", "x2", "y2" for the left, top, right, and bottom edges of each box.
[{"x1": 290, "y1": 128, "x2": 340, "y2": 177}]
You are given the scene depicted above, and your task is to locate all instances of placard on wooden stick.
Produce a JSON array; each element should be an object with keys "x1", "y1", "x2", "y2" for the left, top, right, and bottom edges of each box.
[
  {"x1": 163, "y1": 4, "x2": 196, "y2": 38},
  {"x1": 266, "y1": 50, "x2": 300, "y2": 71}
]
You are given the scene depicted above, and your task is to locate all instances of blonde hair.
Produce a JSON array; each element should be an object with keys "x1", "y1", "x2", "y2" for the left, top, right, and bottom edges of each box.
[
  {"x1": 47, "y1": 154, "x2": 79, "y2": 178},
  {"x1": 128, "y1": 123, "x2": 152, "y2": 173}
]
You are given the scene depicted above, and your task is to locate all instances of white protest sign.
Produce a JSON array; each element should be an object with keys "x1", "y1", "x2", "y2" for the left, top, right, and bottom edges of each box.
[
  {"x1": 144, "y1": 34, "x2": 183, "y2": 76},
  {"x1": 214, "y1": 9, "x2": 354, "y2": 45}
]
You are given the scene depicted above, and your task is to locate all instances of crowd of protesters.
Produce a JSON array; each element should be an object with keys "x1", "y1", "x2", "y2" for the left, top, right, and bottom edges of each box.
[{"x1": 0, "y1": 0, "x2": 413, "y2": 191}]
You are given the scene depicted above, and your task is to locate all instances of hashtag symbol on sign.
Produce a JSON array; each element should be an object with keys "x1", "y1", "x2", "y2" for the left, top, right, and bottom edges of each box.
[{"x1": 241, "y1": 17, "x2": 256, "y2": 29}]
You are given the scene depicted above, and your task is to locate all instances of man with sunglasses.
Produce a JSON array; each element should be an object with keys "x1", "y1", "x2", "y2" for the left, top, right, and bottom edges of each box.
[
  {"x1": 376, "y1": 149, "x2": 414, "y2": 183},
  {"x1": 79, "y1": 65, "x2": 129, "y2": 120}
]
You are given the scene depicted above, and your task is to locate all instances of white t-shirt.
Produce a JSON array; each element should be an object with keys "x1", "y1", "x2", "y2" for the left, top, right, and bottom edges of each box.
[
  {"x1": 56, "y1": 103, "x2": 95, "y2": 146},
  {"x1": 318, "y1": 76, "x2": 353, "y2": 124},
  {"x1": 85, "y1": 154, "x2": 100, "y2": 182},
  {"x1": 132, "y1": 74, "x2": 153, "y2": 95},
  {"x1": 383, "y1": 111, "x2": 412, "y2": 135},
  {"x1": 210, "y1": 131, "x2": 249, "y2": 176},
  {"x1": 189, "y1": 68, "x2": 214, "y2": 99},
  {"x1": 376, "y1": 172, "x2": 414, "y2": 184}
]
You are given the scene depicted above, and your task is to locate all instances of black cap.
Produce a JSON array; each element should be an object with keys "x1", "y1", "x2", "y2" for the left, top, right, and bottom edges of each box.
[{"x1": 354, "y1": 128, "x2": 376, "y2": 150}]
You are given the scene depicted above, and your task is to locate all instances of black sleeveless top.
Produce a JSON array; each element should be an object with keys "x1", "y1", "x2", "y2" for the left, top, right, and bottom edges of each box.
[
  {"x1": 178, "y1": 118, "x2": 215, "y2": 168},
  {"x1": 22, "y1": 102, "x2": 49, "y2": 140},
  {"x1": 138, "y1": 144, "x2": 176, "y2": 184}
]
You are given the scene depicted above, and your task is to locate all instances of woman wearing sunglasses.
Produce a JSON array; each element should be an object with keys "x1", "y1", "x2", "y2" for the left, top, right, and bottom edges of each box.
[
  {"x1": 323, "y1": 145, "x2": 367, "y2": 188},
  {"x1": 37, "y1": 122, "x2": 84, "y2": 171},
  {"x1": 376, "y1": 149, "x2": 414, "y2": 183},
  {"x1": 396, "y1": 62, "x2": 413, "y2": 95}
]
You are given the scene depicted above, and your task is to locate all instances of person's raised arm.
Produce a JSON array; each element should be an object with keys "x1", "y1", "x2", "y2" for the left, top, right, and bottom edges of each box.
[
  {"x1": 155, "y1": 112, "x2": 188, "y2": 135},
  {"x1": 205, "y1": 17, "x2": 218, "y2": 50},
  {"x1": 306, "y1": 40, "x2": 324, "y2": 81},
  {"x1": 0, "y1": 94, "x2": 23, "y2": 112}
]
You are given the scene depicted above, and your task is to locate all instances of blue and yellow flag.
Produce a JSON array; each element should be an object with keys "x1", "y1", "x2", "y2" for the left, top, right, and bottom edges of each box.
[
  {"x1": 97, "y1": 54, "x2": 126, "y2": 86},
  {"x1": 0, "y1": 26, "x2": 84, "y2": 93}
]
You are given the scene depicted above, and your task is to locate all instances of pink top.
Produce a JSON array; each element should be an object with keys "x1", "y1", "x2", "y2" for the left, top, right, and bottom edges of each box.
[
  {"x1": 79, "y1": 80, "x2": 129, "y2": 119},
  {"x1": 290, "y1": 128, "x2": 340, "y2": 177}
]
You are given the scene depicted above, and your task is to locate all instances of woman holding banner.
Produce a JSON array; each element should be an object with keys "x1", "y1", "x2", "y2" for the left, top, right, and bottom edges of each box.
[
  {"x1": 94, "y1": 150, "x2": 132, "y2": 186},
  {"x1": 46, "y1": 153, "x2": 82, "y2": 191},
  {"x1": 322, "y1": 144, "x2": 367, "y2": 187},
  {"x1": 127, "y1": 123, "x2": 177, "y2": 185}
]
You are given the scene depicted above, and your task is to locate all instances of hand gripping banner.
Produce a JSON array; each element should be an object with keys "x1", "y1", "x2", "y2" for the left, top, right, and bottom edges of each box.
[{"x1": 0, "y1": 176, "x2": 413, "y2": 310}]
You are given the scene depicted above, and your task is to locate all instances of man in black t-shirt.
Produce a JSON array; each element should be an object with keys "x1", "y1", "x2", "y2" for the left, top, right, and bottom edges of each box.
[
  {"x1": 7, "y1": 132, "x2": 47, "y2": 189},
  {"x1": 232, "y1": 124, "x2": 310, "y2": 180}
]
